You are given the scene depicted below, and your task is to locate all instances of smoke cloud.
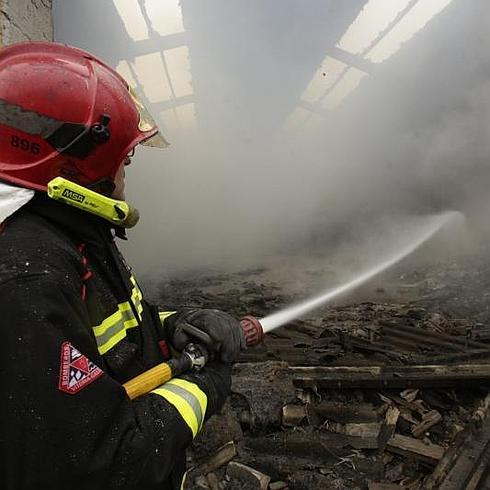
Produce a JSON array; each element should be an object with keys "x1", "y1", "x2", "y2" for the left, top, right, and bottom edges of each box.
[{"x1": 53, "y1": 0, "x2": 490, "y2": 280}]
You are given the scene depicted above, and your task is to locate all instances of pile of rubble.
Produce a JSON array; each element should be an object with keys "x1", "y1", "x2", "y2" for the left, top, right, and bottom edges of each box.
[{"x1": 153, "y1": 258, "x2": 490, "y2": 489}]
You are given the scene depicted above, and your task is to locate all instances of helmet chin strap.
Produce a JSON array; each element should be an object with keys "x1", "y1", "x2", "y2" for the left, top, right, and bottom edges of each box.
[{"x1": 46, "y1": 177, "x2": 139, "y2": 228}]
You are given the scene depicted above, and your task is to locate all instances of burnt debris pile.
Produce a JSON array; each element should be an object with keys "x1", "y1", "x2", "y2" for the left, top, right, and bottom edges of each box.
[{"x1": 155, "y1": 258, "x2": 490, "y2": 489}]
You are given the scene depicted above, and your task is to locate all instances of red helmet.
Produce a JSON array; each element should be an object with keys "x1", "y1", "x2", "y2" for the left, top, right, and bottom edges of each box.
[{"x1": 0, "y1": 41, "x2": 167, "y2": 193}]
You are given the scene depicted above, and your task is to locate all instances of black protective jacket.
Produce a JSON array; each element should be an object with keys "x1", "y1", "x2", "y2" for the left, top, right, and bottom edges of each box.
[{"x1": 0, "y1": 194, "x2": 229, "y2": 490}]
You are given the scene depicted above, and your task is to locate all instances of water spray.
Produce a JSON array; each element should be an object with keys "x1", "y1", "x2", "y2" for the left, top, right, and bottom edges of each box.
[
  {"x1": 124, "y1": 211, "x2": 461, "y2": 400},
  {"x1": 259, "y1": 211, "x2": 461, "y2": 332}
]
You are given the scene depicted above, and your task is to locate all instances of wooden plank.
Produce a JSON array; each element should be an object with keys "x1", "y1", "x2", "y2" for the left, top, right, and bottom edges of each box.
[
  {"x1": 227, "y1": 462, "x2": 271, "y2": 490},
  {"x1": 193, "y1": 441, "x2": 237, "y2": 475},
  {"x1": 282, "y1": 404, "x2": 307, "y2": 426},
  {"x1": 326, "y1": 422, "x2": 381, "y2": 449},
  {"x1": 291, "y1": 364, "x2": 490, "y2": 389},
  {"x1": 386, "y1": 434, "x2": 445, "y2": 465},
  {"x1": 378, "y1": 406, "x2": 400, "y2": 452},
  {"x1": 412, "y1": 410, "x2": 442, "y2": 438}
]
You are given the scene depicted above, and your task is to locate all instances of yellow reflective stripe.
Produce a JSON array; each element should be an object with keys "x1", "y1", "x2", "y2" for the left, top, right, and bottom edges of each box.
[
  {"x1": 136, "y1": 302, "x2": 143, "y2": 319},
  {"x1": 91, "y1": 276, "x2": 146, "y2": 355},
  {"x1": 118, "y1": 302, "x2": 139, "y2": 329},
  {"x1": 159, "y1": 311, "x2": 176, "y2": 324},
  {"x1": 130, "y1": 275, "x2": 142, "y2": 297},
  {"x1": 131, "y1": 284, "x2": 142, "y2": 302},
  {"x1": 152, "y1": 386, "x2": 199, "y2": 437},
  {"x1": 92, "y1": 302, "x2": 139, "y2": 355},
  {"x1": 168, "y1": 378, "x2": 207, "y2": 429},
  {"x1": 130, "y1": 276, "x2": 144, "y2": 320},
  {"x1": 92, "y1": 308, "x2": 123, "y2": 337},
  {"x1": 152, "y1": 378, "x2": 207, "y2": 438},
  {"x1": 130, "y1": 293, "x2": 143, "y2": 321}
]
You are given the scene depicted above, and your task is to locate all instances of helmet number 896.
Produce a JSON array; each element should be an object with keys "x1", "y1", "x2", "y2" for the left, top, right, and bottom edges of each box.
[{"x1": 11, "y1": 135, "x2": 41, "y2": 155}]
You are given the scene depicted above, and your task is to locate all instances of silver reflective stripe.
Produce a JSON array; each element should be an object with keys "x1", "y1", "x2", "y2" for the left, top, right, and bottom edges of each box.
[
  {"x1": 162, "y1": 382, "x2": 204, "y2": 427},
  {"x1": 0, "y1": 99, "x2": 64, "y2": 137}
]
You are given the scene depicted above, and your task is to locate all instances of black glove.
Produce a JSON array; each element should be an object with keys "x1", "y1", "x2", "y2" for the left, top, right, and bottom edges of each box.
[
  {"x1": 180, "y1": 361, "x2": 231, "y2": 419},
  {"x1": 164, "y1": 308, "x2": 246, "y2": 363}
]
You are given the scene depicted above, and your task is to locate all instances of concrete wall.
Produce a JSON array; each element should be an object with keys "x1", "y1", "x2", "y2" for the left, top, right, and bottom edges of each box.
[{"x1": 0, "y1": 0, "x2": 53, "y2": 45}]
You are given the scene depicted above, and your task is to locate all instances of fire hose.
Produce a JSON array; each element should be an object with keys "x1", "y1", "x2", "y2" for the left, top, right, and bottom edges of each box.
[{"x1": 123, "y1": 316, "x2": 264, "y2": 400}]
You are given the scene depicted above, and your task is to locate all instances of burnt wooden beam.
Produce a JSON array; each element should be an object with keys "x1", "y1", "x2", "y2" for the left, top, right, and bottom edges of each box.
[
  {"x1": 423, "y1": 393, "x2": 490, "y2": 489},
  {"x1": 245, "y1": 430, "x2": 379, "y2": 458},
  {"x1": 311, "y1": 401, "x2": 378, "y2": 424},
  {"x1": 338, "y1": 334, "x2": 417, "y2": 359},
  {"x1": 291, "y1": 364, "x2": 490, "y2": 389},
  {"x1": 379, "y1": 320, "x2": 490, "y2": 352},
  {"x1": 422, "y1": 349, "x2": 490, "y2": 365}
]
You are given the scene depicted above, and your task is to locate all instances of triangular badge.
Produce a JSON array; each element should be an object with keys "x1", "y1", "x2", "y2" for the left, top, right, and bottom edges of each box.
[{"x1": 58, "y1": 341, "x2": 103, "y2": 394}]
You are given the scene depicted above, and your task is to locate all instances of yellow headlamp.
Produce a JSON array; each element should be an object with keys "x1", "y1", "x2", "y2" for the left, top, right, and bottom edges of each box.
[{"x1": 47, "y1": 177, "x2": 139, "y2": 228}]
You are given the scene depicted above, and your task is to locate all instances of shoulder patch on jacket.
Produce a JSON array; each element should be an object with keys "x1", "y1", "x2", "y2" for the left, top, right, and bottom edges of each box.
[{"x1": 58, "y1": 341, "x2": 103, "y2": 394}]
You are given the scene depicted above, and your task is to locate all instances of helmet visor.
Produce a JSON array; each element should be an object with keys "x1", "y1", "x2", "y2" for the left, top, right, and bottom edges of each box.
[{"x1": 128, "y1": 86, "x2": 170, "y2": 149}]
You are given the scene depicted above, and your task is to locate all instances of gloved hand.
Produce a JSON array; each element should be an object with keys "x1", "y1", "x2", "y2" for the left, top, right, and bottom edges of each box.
[
  {"x1": 164, "y1": 308, "x2": 246, "y2": 363},
  {"x1": 180, "y1": 361, "x2": 231, "y2": 419}
]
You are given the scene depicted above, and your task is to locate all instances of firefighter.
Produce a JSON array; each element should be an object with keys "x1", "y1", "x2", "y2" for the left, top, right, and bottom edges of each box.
[{"x1": 0, "y1": 41, "x2": 245, "y2": 490}]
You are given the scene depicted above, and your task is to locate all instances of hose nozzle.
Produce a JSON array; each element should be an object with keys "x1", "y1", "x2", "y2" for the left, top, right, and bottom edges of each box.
[{"x1": 240, "y1": 315, "x2": 264, "y2": 346}]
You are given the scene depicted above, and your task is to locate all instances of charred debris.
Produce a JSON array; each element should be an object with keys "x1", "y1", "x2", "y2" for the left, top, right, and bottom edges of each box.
[{"x1": 155, "y1": 256, "x2": 490, "y2": 489}]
